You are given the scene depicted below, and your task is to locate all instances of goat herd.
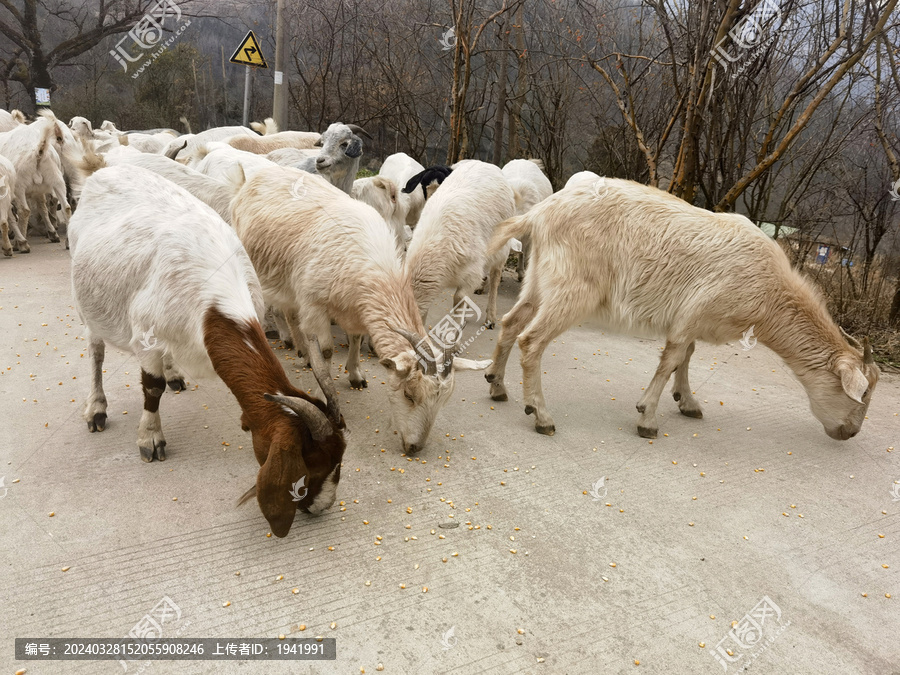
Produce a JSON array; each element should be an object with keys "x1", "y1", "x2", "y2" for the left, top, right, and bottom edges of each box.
[{"x1": 0, "y1": 109, "x2": 880, "y2": 536}]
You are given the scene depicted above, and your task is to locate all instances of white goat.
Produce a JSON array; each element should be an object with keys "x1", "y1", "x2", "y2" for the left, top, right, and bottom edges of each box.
[
  {"x1": 485, "y1": 177, "x2": 880, "y2": 440},
  {"x1": 405, "y1": 160, "x2": 517, "y2": 329},
  {"x1": 351, "y1": 175, "x2": 408, "y2": 254},
  {"x1": 0, "y1": 155, "x2": 14, "y2": 256},
  {"x1": 379, "y1": 152, "x2": 425, "y2": 227},
  {"x1": 69, "y1": 164, "x2": 346, "y2": 537},
  {"x1": 0, "y1": 115, "x2": 60, "y2": 252},
  {"x1": 231, "y1": 166, "x2": 491, "y2": 453},
  {"x1": 228, "y1": 130, "x2": 321, "y2": 154},
  {"x1": 501, "y1": 159, "x2": 553, "y2": 281},
  {"x1": 0, "y1": 109, "x2": 25, "y2": 132},
  {"x1": 25, "y1": 144, "x2": 70, "y2": 243}
]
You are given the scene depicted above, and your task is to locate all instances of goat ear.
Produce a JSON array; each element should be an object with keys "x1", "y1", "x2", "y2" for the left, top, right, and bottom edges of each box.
[
  {"x1": 313, "y1": 136, "x2": 323, "y2": 147},
  {"x1": 838, "y1": 363, "x2": 869, "y2": 403},
  {"x1": 380, "y1": 355, "x2": 413, "y2": 378},
  {"x1": 256, "y1": 440, "x2": 307, "y2": 538},
  {"x1": 452, "y1": 358, "x2": 492, "y2": 372}
]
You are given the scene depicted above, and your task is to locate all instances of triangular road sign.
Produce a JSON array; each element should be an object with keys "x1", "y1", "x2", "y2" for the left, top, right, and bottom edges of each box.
[{"x1": 230, "y1": 30, "x2": 268, "y2": 68}]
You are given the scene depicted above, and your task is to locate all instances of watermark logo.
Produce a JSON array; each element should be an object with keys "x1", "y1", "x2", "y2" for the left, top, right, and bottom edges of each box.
[
  {"x1": 592, "y1": 177, "x2": 609, "y2": 199},
  {"x1": 740, "y1": 325, "x2": 757, "y2": 351},
  {"x1": 139, "y1": 327, "x2": 158, "y2": 351},
  {"x1": 588, "y1": 476, "x2": 607, "y2": 501},
  {"x1": 440, "y1": 625, "x2": 458, "y2": 650},
  {"x1": 0, "y1": 476, "x2": 7, "y2": 499},
  {"x1": 289, "y1": 476, "x2": 308, "y2": 502},
  {"x1": 289, "y1": 176, "x2": 308, "y2": 201},
  {"x1": 0, "y1": 175, "x2": 8, "y2": 200},
  {"x1": 439, "y1": 26, "x2": 458, "y2": 51},
  {"x1": 110, "y1": 0, "x2": 192, "y2": 80},
  {"x1": 889, "y1": 178, "x2": 900, "y2": 202},
  {"x1": 891, "y1": 481, "x2": 900, "y2": 502},
  {"x1": 712, "y1": 595, "x2": 789, "y2": 672},
  {"x1": 413, "y1": 296, "x2": 485, "y2": 372},
  {"x1": 118, "y1": 596, "x2": 189, "y2": 672},
  {"x1": 711, "y1": 0, "x2": 789, "y2": 80}
]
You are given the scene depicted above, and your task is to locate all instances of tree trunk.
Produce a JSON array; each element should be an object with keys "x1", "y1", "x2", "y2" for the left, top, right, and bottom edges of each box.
[
  {"x1": 492, "y1": 22, "x2": 508, "y2": 166},
  {"x1": 507, "y1": 6, "x2": 525, "y2": 160}
]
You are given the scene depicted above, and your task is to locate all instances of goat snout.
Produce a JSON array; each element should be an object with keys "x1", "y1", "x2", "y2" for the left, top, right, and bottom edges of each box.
[{"x1": 402, "y1": 441, "x2": 419, "y2": 454}]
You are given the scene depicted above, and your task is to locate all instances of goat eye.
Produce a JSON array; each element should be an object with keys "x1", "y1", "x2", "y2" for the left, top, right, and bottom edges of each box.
[{"x1": 404, "y1": 392, "x2": 414, "y2": 403}]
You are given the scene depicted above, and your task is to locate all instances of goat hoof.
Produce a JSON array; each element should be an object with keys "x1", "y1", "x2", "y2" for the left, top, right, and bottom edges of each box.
[
  {"x1": 281, "y1": 339, "x2": 294, "y2": 350},
  {"x1": 48, "y1": 234, "x2": 60, "y2": 243},
  {"x1": 491, "y1": 392, "x2": 508, "y2": 402},
  {"x1": 636, "y1": 403, "x2": 646, "y2": 413},
  {"x1": 672, "y1": 391, "x2": 682, "y2": 402},
  {"x1": 517, "y1": 274, "x2": 524, "y2": 283},
  {"x1": 535, "y1": 423, "x2": 555, "y2": 436},
  {"x1": 484, "y1": 372, "x2": 496, "y2": 383},
  {"x1": 2, "y1": 247, "x2": 11, "y2": 257},
  {"x1": 265, "y1": 330, "x2": 280, "y2": 339},
  {"x1": 139, "y1": 440, "x2": 166, "y2": 462},
  {"x1": 350, "y1": 378, "x2": 368, "y2": 389},
  {"x1": 474, "y1": 288, "x2": 484, "y2": 295},
  {"x1": 16, "y1": 241, "x2": 30, "y2": 253},
  {"x1": 637, "y1": 425, "x2": 658, "y2": 439},
  {"x1": 680, "y1": 408, "x2": 703, "y2": 419},
  {"x1": 524, "y1": 405, "x2": 535, "y2": 416},
  {"x1": 87, "y1": 413, "x2": 107, "y2": 432},
  {"x1": 484, "y1": 321, "x2": 495, "y2": 330},
  {"x1": 167, "y1": 378, "x2": 186, "y2": 392}
]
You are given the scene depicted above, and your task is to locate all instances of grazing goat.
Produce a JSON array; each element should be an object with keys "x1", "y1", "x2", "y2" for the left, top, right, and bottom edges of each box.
[
  {"x1": 25, "y1": 144, "x2": 70, "y2": 243},
  {"x1": 351, "y1": 175, "x2": 408, "y2": 253},
  {"x1": 405, "y1": 160, "x2": 517, "y2": 329},
  {"x1": 292, "y1": 123, "x2": 372, "y2": 195},
  {"x1": 232, "y1": 166, "x2": 491, "y2": 453},
  {"x1": 380, "y1": 152, "x2": 425, "y2": 227},
  {"x1": 485, "y1": 177, "x2": 880, "y2": 440},
  {"x1": 501, "y1": 159, "x2": 553, "y2": 281},
  {"x1": 69, "y1": 164, "x2": 345, "y2": 537}
]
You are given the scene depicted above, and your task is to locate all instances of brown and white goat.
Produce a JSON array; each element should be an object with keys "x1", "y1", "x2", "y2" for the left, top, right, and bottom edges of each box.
[
  {"x1": 485, "y1": 177, "x2": 879, "y2": 440},
  {"x1": 69, "y1": 164, "x2": 345, "y2": 537}
]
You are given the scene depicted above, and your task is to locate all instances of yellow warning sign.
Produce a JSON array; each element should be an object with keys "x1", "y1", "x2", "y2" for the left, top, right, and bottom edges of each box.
[{"x1": 229, "y1": 30, "x2": 268, "y2": 68}]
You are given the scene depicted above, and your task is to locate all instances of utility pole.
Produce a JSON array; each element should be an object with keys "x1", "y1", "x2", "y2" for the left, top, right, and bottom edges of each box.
[
  {"x1": 242, "y1": 66, "x2": 251, "y2": 126},
  {"x1": 273, "y1": 0, "x2": 289, "y2": 130}
]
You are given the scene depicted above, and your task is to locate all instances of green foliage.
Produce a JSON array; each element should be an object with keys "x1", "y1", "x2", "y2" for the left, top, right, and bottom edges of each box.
[{"x1": 355, "y1": 168, "x2": 378, "y2": 179}]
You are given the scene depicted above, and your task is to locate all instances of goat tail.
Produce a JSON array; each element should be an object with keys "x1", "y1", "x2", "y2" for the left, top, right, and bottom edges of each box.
[
  {"x1": 527, "y1": 158, "x2": 545, "y2": 171},
  {"x1": 237, "y1": 484, "x2": 257, "y2": 506},
  {"x1": 77, "y1": 137, "x2": 106, "y2": 177},
  {"x1": 11, "y1": 109, "x2": 25, "y2": 124},
  {"x1": 487, "y1": 213, "x2": 532, "y2": 259},
  {"x1": 179, "y1": 115, "x2": 192, "y2": 134}
]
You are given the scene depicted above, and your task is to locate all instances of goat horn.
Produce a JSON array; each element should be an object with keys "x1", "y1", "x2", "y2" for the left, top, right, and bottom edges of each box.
[
  {"x1": 863, "y1": 337, "x2": 874, "y2": 364},
  {"x1": 345, "y1": 124, "x2": 373, "y2": 140},
  {"x1": 390, "y1": 326, "x2": 437, "y2": 375},
  {"x1": 264, "y1": 393, "x2": 334, "y2": 441},
  {"x1": 165, "y1": 139, "x2": 188, "y2": 160},
  {"x1": 305, "y1": 335, "x2": 342, "y2": 425},
  {"x1": 839, "y1": 326, "x2": 862, "y2": 350}
]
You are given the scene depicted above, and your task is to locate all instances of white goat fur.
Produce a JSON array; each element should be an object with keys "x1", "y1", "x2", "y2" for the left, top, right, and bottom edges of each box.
[
  {"x1": 501, "y1": 159, "x2": 553, "y2": 281},
  {"x1": 166, "y1": 126, "x2": 253, "y2": 161},
  {"x1": 231, "y1": 166, "x2": 490, "y2": 452},
  {"x1": 0, "y1": 109, "x2": 25, "y2": 132},
  {"x1": 104, "y1": 152, "x2": 244, "y2": 224},
  {"x1": 192, "y1": 142, "x2": 278, "y2": 182},
  {"x1": 405, "y1": 160, "x2": 517, "y2": 329},
  {"x1": 484, "y1": 177, "x2": 879, "y2": 440},
  {"x1": 228, "y1": 130, "x2": 321, "y2": 154}
]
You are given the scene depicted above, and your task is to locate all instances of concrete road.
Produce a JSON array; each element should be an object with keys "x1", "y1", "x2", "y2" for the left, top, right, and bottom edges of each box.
[{"x1": 1, "y1": 239, "x2": 898, "y2": 675}]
